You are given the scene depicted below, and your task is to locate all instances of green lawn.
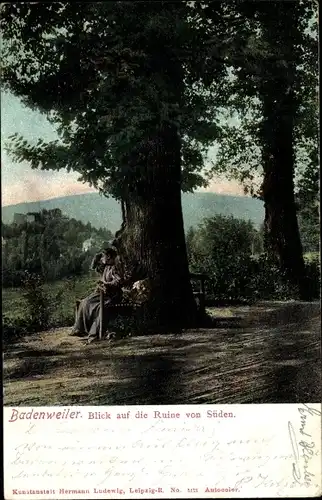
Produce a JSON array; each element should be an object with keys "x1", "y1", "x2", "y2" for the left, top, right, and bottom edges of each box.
[{"x1": 2, "y1": 274, "x2": 98, "y2": 325}]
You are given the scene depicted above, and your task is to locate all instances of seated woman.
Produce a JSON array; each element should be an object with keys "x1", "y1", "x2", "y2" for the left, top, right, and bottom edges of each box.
[{"x1": 70, "y1": 247, "x2": 124, "y2": 344}]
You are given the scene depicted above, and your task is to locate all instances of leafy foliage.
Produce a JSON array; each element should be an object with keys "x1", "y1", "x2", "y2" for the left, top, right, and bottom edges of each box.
[
  {"x1": 1, "y1": 2, "x2": 232, "y2": 199},
  {"x1": 186, "y1": 215, "x2": 262, "y2": 301},
  {"x1": 186, "y1": 215, "x2": 320, "y2": 301},
  {"x1": 2, "y1": 3, "x2": 317, "y2": 225},
  {"x1": 21, "y1": 271, "x2": 52, "y2": 330},
  {"x1": 3, "y1": 271, "x2": 61, "y2": 341},
  {"x1": 206, "y1": 1, "x2": 318, "y2": 197},
  {"x1": 2, "y1": 209, "x2": 112, "y2": 286},
  {"x1": 2, "y1": 274, "x2": 97, "y2": 341}
]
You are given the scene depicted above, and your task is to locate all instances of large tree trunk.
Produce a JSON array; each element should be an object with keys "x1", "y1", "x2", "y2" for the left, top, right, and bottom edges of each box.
[
  {"x1": 261, "y1": 88, "x2": 307, "y2": 298},
  {"x1": 258, "y1": 1, "x2": 309, "y2": 299},
  {"x1": 111, "y1": 8, "x2": 199, "y2": 332},
  {"x1": 116, "y1": 125, "x2": 198, "y2": 332}
]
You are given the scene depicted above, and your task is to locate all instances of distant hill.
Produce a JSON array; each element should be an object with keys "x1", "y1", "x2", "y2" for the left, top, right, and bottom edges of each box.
[{"x1": 2, "y1": 192, "x2": 264, "y2": 233}]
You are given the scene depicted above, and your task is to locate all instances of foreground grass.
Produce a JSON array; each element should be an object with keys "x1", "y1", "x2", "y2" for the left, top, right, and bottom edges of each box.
[{"x1": 2, "y1": 274, "x2": 97, "y2": 324}]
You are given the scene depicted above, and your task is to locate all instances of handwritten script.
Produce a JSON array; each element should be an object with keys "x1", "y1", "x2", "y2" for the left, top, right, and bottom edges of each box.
[
  {"x1": 4, "y1": 404, "x2": 321, "y2": 499},
  {"x1": 288, "y1": 403, "x2": 321, "y2": 489}
]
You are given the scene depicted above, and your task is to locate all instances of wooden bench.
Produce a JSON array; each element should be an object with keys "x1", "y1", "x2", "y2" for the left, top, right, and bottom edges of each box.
[
  {"x1": 75, "y1": 273, "x2": 209, "y2": 340},
  {"x1": 75, "y1": 296, "x2": 139, "y2": 340}
]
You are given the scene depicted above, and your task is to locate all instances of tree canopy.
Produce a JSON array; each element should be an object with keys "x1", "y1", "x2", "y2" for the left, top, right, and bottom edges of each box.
[
  {"x1": 205, "y1": 1, "x2": 318, "y2": 198},
  {"x1": 1, "y1": 2, "x2": 234, "y2": 199},
  {"x1": 2, "y1": 2, "x2": 317, "y2": 200}
]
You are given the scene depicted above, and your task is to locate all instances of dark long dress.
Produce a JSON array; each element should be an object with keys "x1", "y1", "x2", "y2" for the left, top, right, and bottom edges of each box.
[{"x1": 72, "y1": 262, "x2": 123, "y2": 340}]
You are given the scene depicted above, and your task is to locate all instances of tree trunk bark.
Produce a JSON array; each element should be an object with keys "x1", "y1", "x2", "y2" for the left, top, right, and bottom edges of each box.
[
  {"x1": 258, "y1": 2, "x2": 309, "y2": 299},
  {"x1": 116, "y1": 125, "x2": 199, "y2": 332},
  {"x1": 111, "y1": 13, "x2": 199, "y2": 332},
  {"x1": 261, "y1": 89, "x2": 307, "y2": 298}
]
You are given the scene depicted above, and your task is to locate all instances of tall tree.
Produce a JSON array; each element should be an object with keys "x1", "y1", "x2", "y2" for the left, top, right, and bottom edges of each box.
[
  {"x1": 258, "y1": 2, "x2": 307, "y2": 296},
  {"x1": 203, "y1": 0, "x2": 318, "y2": 297},
  {"x1": 1, "y1": 2, "x2": 229, "y2": 329}
]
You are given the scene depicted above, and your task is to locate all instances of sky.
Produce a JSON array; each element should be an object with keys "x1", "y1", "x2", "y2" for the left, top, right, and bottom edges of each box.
[{"x1": 1, "y1": 91, "x2": 244, "y2": 207}]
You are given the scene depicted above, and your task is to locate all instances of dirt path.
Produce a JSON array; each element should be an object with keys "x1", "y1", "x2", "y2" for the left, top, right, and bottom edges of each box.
[{"x1": 3, "y1": 302, "x2": 321, "y2": 406}]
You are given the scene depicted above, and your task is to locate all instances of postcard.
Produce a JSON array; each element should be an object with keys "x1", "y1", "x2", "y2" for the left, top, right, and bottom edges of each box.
[
  {"x1": 2, "y1": 1, "x2": 321, "y2": 499},
  {"x1": 3, "y1": 404, "x2": 322, "y2": 498}
]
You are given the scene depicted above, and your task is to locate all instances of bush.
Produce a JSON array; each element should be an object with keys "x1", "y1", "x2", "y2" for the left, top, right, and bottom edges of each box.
[
  {"x1": 187, "y1": 215, "x2": 320, "y2": 303},
  {"x1": 2, "y1": 274, "x2": 100, "y2": 344},
  {"x1": 247, "y1": 255, "x2": 301, "y2": 301},
  {"x1": 2, "y1": 315, "x2": 32, "y2": 343},
  {"x1": 3, "y1": 272, "x2": 75, "y2": 342},
  {"x1": 22, "y1": 272, "x2": 52, "y2": 330},
  {"x1": 187, "y1": 215, "x2": 263, "y2": 303},
  {"x1": 203, "y1": 254, "x2": 320, "y2": 303}
]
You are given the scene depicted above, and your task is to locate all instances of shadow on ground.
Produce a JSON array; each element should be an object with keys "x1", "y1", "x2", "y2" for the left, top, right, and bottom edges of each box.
[{"x1": 3, "y1": 301, "x2": 321, "y2": 406}]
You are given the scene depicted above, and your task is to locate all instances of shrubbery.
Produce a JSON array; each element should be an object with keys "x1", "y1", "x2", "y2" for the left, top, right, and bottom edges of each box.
[
  {"x1": 187, "y1": 215, "x2": 320, "y2": 303},
  {"x1": 2, "y1": 316, "x2": 32, "y2": 343},
  {"x1": 2, "y1": 271, "x2": 76, "y2": 342},
  {"x1": 22, "y1": 272, "x2": 52, "y2": 330}
]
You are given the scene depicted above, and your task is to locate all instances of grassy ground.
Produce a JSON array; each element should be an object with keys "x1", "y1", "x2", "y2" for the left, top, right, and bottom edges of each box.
[
  {"x1": 2, "y1": 274, "x2": 97, "y2": 324},
  {"x1": 3, "y1": 301, "x2": 321, "y2": 406}
]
